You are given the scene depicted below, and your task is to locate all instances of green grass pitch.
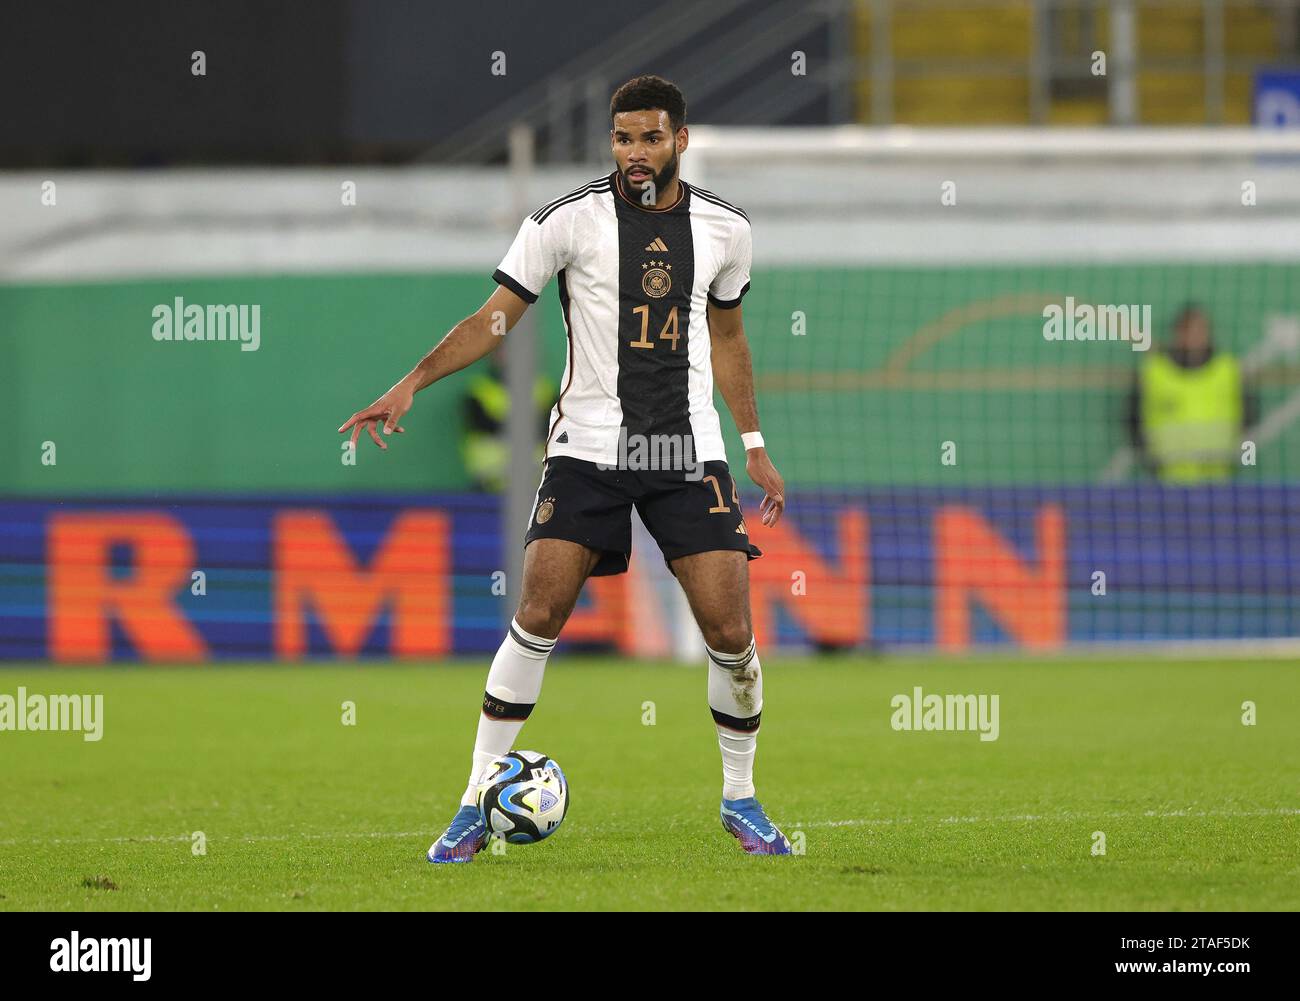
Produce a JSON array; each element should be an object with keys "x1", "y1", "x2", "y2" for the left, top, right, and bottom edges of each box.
[{"x1": 1, "y1": 656, "x2": 1296, "y2": 911}]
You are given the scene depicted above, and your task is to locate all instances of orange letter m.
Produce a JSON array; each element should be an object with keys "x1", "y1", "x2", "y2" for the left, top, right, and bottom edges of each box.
[{"x1": 274, "y1": 510, "x2": 449, "y2": 658}]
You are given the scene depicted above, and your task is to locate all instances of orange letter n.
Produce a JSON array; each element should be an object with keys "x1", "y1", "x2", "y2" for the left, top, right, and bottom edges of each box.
[{"x1": 934, "y1": 505, "x2": 1065, "y2": 650}]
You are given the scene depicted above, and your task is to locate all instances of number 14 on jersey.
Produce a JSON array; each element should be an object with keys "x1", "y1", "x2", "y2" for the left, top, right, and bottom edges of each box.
[{"x1": 630, "y1": 304, "x2": 680, "y2": 350}]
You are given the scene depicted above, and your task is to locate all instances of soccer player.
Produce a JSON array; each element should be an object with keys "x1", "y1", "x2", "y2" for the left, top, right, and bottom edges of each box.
[{"x1": 338, "y1": 75, "x2": 791, "y2": 859}]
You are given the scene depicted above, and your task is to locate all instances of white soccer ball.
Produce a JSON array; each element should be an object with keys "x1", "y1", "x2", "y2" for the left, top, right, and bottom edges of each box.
[{"x1": 475, "y1": 749, "x2": 569, "y2": 844}]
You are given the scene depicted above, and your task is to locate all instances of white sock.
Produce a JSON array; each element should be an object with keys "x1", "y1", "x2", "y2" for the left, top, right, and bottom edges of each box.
[
  {"x1": 706, "y1": 637, "x2": 762, "y2": 801},
  {"x1": 460, "y1": 618, "x2": 556, "y2": 806}
]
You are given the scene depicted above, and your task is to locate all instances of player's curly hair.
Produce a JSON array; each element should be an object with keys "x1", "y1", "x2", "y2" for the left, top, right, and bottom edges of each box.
[{"x1": 610, "y1": 75, "x2": 687, "y2": 134}]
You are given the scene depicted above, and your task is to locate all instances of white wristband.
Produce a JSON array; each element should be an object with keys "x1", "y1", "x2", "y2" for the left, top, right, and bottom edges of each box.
[{"x1": 741, "y1": 431, "x2": 765, "y2": 451}]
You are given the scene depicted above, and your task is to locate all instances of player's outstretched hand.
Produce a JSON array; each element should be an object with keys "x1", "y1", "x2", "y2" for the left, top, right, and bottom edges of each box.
[
  {"x1": 337, "y1": 381, "x2": 414, "y2": 451},
  {"x1": 746, "y1": 449, "x2": 785, "y2": 527}
]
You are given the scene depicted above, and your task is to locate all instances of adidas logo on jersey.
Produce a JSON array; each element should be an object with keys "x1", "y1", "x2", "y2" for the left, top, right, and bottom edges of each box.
[
  {"x1": 644, "y1": 237, "x2": 668, "y2": 252},
  {"x1": 555, "y1": 431, "x2": 569, "y2": 444}
]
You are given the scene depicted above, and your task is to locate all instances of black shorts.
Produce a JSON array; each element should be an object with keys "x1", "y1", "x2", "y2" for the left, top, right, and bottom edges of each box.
[{"x1": 524, "y1": 456, "x2": 763, "y2": 577}]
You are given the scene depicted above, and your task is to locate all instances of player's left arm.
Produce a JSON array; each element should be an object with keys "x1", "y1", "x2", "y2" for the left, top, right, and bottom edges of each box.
[{"x1": 708, "y1": 301, "x2": 785, "y2": 527}]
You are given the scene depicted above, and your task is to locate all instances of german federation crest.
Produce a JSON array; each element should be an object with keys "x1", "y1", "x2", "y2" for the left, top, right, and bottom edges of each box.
[{"x1": 641, "y1": 261, "x2": 672, "y2": 297}]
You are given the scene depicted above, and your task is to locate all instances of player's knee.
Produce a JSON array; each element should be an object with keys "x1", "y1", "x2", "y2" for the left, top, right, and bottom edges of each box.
[
  {"x1": 703, "y1": 623, "x2": 753, "y2": 656},
  {"x1": 514, "y1": 598, "x2": 570, "y2": 640}
]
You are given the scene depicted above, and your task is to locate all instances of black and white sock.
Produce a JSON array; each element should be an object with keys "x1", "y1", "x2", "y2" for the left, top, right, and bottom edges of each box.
[
  {"x1": 460, "y1": 619, "x2": 556, "y2": 806},
  {"x1": 706, "y1": 636, "x2": 762, "y2": 801}
]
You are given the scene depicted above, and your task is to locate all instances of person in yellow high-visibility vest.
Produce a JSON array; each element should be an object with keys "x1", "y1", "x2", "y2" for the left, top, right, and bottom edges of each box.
[
  {"x1": 461, "y1": 353, "x2": 555, "y2": 492},
  {"x1": 1128, "y1": 304, "x2": 1257, "y2": 483}
]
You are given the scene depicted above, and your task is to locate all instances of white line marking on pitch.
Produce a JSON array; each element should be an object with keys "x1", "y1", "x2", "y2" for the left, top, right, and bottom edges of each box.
[
  {"x1": 798, "y1": 807, "x2": 1300, "y2": 828},
  {"x1": 0, "y1": 831, "x2": 430, "y2": 846},
  {"x1": 1, "y1": 808, "x2": 1295, "y2": 847}
]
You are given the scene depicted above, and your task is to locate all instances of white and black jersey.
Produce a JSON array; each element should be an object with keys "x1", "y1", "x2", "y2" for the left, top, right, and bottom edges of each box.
[{"x1": 492, "y1": 169, "x2": 752, "y2": 467}]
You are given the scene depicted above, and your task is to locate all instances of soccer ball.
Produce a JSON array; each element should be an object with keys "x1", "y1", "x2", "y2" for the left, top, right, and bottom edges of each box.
[{"x1": 475, "y1": 749, "x2": 569, "y2": 844}]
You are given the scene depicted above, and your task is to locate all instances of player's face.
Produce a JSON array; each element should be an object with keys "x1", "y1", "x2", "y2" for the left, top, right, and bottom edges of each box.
[{"x1": 611, "y1": 109, "x2": 685, "y2": 195}]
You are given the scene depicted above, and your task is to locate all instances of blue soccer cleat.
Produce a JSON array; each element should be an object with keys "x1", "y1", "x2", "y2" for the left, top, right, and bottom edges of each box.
[
  {"x1": 720, "y1": 796, "x2": 793, "y2": 855},
  {"x1": 427, "y1": 804, "x2": 488, "y2": 864}
]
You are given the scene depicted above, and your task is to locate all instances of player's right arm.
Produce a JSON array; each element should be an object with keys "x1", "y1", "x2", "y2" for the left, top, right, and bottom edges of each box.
[
  {"x1": 336, "y1": 284, "x2": 530, "y2": 451},
  {"x1": 340, "y1": 195, "x2": 569, "y2": 451}
]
